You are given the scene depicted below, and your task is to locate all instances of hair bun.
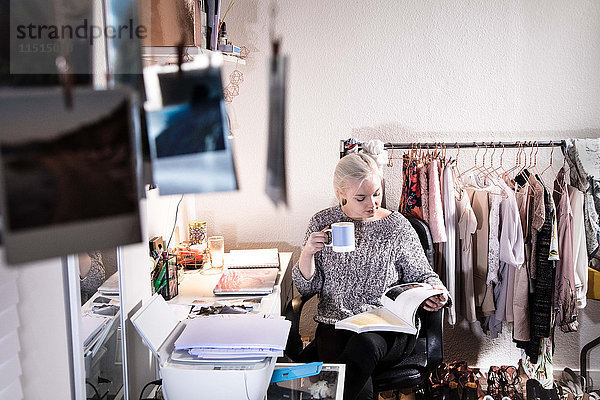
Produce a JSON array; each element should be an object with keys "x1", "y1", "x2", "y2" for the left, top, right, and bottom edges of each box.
[{"x1": 361, "y1": 139, "x2": 388, "y2": 174}]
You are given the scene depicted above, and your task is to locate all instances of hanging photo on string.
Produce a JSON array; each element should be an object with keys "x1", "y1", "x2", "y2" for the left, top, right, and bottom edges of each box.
[
  {"x1": 143, "y1": 53, "x2": 238, "y2": 195},
  {"x1": 265, "y1": 40, "x2": 288, "y2": 206},
  {"x1": 0, "y1": 88, "x2": 142, "y2": 265}
]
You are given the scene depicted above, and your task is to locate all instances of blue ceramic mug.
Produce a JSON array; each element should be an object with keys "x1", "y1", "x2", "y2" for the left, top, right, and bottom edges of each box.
[{"x1": 324, "y1": 222, "x2": 355, "y2": 252}]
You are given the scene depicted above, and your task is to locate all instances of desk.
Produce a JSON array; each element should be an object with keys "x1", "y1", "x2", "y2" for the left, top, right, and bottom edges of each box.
[
  {"x1": 168, "y1": 252, "x2": 292, "y2": 316},
  {"x1": 131, "y1": 253, "x2": 294, "y2": 400}
]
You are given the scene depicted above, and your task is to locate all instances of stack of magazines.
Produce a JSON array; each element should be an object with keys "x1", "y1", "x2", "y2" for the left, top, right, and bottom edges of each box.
[{"x1": 173, "y1": 315, "x2": 290, "y2": 362}]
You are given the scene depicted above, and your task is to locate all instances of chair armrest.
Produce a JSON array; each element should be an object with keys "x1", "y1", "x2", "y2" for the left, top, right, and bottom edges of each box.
[
  {"x1": 284, "y1": 293, "x2": 316, "y2": 361},
  {"x1": 420, "y1": 308, "x2": 444, "y2": 369}
]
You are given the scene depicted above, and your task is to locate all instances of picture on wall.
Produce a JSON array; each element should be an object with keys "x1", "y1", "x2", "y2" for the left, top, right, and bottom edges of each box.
[
  {"x1": 0, "y1": 88, "x2": 142, "y2": 265},
  {"x1": 143, "y1": 55, "x2": 238, "y2": 195}
]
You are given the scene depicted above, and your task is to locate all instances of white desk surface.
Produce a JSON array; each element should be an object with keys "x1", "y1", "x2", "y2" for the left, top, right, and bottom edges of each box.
[{"x1": 168, "y1": 252, "x2": 292, "y2": 316}]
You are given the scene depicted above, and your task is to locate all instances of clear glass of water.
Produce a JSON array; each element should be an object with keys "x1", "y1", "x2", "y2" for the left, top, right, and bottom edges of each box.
[{"x1": 207, "y1": 236, "x2": 225, "y2": 272}]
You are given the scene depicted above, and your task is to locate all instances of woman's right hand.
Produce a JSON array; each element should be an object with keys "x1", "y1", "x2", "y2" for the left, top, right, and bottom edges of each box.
[{"x1": 301, "y1": 228, "x2": 329, "y2": 257}]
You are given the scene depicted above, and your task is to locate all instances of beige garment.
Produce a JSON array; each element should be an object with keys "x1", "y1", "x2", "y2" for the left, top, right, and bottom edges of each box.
[
  {"x1": 456, "y1": 189, "x2": 478, "y2": 323},
  {"x1": 513, "y1": 182, "x2": 531, "y2": 341},
  {"x1": 468, "y1": 188, "x2": 489, "y2": 307},
  {"x1": 481, "y1": 284, "x2": 496, "y2": 317},
  {"x1": 528, "y1": 175, "x2": 546, "y2": 279},
  {"x1": 505, "y1": 266, "x2": 516, "y2": 322}
]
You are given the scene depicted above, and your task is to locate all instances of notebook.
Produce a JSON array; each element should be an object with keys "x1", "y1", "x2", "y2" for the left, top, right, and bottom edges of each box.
[
  {"x1": 213, "y1": 268, "x2": 280, "y2": 295},
  {"x1": 226, "y1": 248, "x2": 280, "y2": 269}
]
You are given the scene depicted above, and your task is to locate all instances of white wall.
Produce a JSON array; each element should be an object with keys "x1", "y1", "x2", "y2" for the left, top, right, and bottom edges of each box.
[{"x1": 146, "y1": 0, "x2": 600, "y2": 372}]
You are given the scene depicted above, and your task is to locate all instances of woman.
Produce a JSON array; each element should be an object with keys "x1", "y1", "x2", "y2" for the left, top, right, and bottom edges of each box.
[
  {"x1": 79, "y1": 251, "x2": 106, "y2": 304},
  {"x1": 292, "y1": 153, "x2": 448, "y2": 400}
]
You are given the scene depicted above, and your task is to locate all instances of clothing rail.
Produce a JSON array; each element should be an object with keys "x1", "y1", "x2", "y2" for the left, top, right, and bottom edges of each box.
[{"x1": 340, "y1": 139, "x2": 567, "y2": 158}]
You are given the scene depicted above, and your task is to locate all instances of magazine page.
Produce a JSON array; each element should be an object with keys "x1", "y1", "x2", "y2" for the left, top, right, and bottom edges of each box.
[
  {"x1": 335, "y1": 308, "x2": 416, "y2": 334},
  {"x1": 382, "y1": 283, "x2": 445, "y2": 327},
  {"x1": 213, "y1": 268, "x2": 279, "y2": 295}
]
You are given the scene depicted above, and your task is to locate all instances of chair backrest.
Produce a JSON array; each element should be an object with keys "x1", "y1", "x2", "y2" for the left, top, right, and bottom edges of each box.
[{"x1": 404, "y1": 214, "x2": 435, "y2": 268}]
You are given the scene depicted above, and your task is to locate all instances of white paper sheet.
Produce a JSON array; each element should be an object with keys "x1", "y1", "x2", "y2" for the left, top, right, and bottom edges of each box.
[{"x1": 174, "y1": 315, "x2": 290, "y2": 351}]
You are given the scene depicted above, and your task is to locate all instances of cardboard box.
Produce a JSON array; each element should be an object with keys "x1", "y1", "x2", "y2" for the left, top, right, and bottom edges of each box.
[{"x1": 139, "y1": 0, "x2": 204, "y2": 47}]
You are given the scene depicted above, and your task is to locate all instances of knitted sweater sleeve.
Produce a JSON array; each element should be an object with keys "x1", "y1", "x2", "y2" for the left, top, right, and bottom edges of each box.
[
  {"x1": 394, "y1": 218, "x2": 443, "y2": 287},
  {"x1": 292, "y1": 215, "x2": 325, "y2": 297}
]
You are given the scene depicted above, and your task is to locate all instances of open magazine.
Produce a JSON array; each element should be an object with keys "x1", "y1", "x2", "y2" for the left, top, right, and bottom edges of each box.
[{"x1": 335, "y1": 283, "x2": 447, "y2": 335}]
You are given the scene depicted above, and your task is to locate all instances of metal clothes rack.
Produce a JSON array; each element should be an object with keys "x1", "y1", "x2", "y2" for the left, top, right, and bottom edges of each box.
[{"x1": 340, "y1": 139, "x2": 567, "y2": 158}]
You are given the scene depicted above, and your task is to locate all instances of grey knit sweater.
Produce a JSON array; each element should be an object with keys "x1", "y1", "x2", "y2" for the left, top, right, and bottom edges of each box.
[{"x1": 292, "y1": 206, "x2": 443, "y2": 325}]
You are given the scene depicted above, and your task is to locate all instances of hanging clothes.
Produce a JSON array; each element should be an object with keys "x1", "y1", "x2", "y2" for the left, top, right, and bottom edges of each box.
[
  {"x1": 442, "y1": 164, "x2": 457, "y2": 325},
  {"x1": 482, "y1": 185, "x2": 503, "y2": 322},
  {"x1": 399, "y1": 156, "x2": 423, "y2": 219},
  {"x1": 524, "y1": 187, "x2": 556, "y2": 362},
  {"x1": 487, "y1": 187, "x2": 503, "y2": 285},
  {"x1": 419, "y1": 165, "x2": 430, "y2": 223},
  {"x1": 548, "y1": 195, "x2": 560, "y2": 262},
  {"x1": 522, "y1": 337, "x2": 555, "y2": 389},
  {"x1": 428, "y1": 160, "x2": 447, "y2": 243},
  {"x1": 512, "y1": 177, "x2": 531, "y2": 342},
  {"x1": 554, "y1": 168, "x2": 578, "y2": 332},
  {"x1": 528, "y1": 174, "x2": 546, "y2": 281},
  {"x1": 488, "y1": 180, "x2": 525, "y2": 339},
  {"x1": 456, "y1": 188, "x2": 478, "y2": 323},
  {"x1": 569, "y1": 185, "x2": 589, "y2": 309},
  {"x1": 467, "y1": 187, "x2": 489, "y2": 311},
  {"x1": 566, "y1": 142, "x2": 600, "y2": 260}
]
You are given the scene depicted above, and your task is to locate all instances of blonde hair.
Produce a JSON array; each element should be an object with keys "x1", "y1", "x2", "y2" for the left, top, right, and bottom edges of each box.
[{"x1": 333, "y1": 153, "x2": 383, "y2": 205}]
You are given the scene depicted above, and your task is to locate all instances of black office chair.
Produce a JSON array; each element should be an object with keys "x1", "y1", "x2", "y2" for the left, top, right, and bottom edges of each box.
[{"x1": 284, "y1": 215, "x2": 444, "y2": 397}]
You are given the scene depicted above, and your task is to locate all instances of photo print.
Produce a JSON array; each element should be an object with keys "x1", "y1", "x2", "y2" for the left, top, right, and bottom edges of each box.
[
  {"x1": 143, "y1": 54, "x2": 238, "y2": 195},
  {"x1": 0, "y1": 88, "x2": 142, "y2": 264}
]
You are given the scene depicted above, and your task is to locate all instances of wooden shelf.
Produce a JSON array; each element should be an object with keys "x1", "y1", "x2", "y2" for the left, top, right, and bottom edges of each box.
[{"x1": 141, "y1": 46, "x2": 246, "y2": 67}]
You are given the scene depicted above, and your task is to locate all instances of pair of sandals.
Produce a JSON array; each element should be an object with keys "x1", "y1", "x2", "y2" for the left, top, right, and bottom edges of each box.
[{"x1": 557, "y1": 368, "x2": 600, "y2": 400}]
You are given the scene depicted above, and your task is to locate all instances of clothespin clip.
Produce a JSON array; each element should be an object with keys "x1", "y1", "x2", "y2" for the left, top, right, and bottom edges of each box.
[
  {"x1": 177, "y1": 40, "x2": 185, "y2": 78},
  {"x1": 56, "y1": 56, "x2": 73, "y2": 110}
]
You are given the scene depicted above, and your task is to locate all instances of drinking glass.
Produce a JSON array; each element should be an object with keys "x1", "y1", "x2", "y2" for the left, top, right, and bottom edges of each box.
[{"x1": 207, "y1": 236, "x2": 225, "y2": 272}]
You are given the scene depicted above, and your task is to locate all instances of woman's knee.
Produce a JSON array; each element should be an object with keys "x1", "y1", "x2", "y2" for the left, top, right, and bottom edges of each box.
[{"x1": 345, "y1": 332, "x2": 388, "y2": 362}]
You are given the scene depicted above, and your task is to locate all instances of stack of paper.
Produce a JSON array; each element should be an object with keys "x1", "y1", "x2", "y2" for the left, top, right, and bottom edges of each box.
[
  {"x1": 97, "y1": 272, "x2": 119, "y2": 295},
  {"x1": 173, "y1": 315, "x2": 291, "y2": 362},
  {"x1": 81, "y1": 313, "x2": 110, "y2": 348}
]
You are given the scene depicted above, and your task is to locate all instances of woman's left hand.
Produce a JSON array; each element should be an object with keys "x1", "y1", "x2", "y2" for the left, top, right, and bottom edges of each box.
[{"x1": 422, "y1": 287, "x2": 448, "y2": 312}]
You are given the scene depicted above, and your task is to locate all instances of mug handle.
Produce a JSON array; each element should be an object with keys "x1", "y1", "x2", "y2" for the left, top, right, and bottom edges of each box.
[{"x1": 323, "y1": 228, "x2": 333, "y2": 247}]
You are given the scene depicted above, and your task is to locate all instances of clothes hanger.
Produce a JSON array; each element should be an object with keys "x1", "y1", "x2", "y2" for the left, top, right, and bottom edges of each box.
[
  {"x1": 514, "y1": 141, "x2": 532, "y2": 180},
  {"x1": 387, "y1": 144, "x2": 394, "y2": 168},
  {"x1": 482, "y1": 142, "x2": 508, "y2": 195},
  {"x1": 453, "y1": 142, "x2": 461, "y2": 174},
  {"x1": 530, "y1": 141, "x2": 553, "y2": 194},
  {"x1": 474, "y1": 143, "x2": 493, "y2": 179},
  {"x1": 539, "y1": 141, "x2": 562, "y2": 195},
  {"x1": 486, "y1": 142, "x2": 501, "y2": 178},
  {"x1": 496, "y1": 142, "x2": 508, "y2": 177},
  {"x1": 503, "y1": 141, "x2": 522, "y2": 181},
  {"x1": 451, "y1": 143, "x2": 466, "y2": 195},
  {"x1": 458, "y1": 142, "x2": 480, "y2": 179}
]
